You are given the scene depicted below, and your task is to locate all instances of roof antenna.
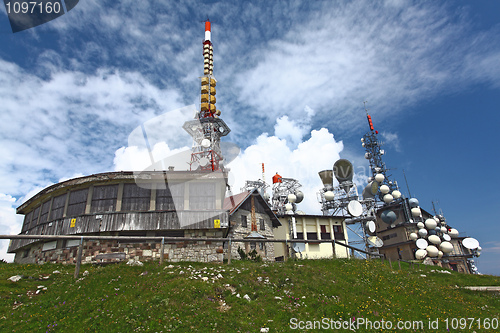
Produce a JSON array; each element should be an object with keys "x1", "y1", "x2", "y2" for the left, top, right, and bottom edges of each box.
[{"x1": 403, "y1": 169, "x2": 412, "y2": 198}]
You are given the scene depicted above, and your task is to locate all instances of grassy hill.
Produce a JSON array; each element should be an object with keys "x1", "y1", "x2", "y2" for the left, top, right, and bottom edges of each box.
[{"x1": 1, "y1": 258, "x2": 499, "y2": 332}]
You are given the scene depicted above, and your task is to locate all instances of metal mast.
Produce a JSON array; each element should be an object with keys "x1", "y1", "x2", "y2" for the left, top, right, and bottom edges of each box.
[{"x1": 183, "y1": 21, "x2": 230, "y2": 172}]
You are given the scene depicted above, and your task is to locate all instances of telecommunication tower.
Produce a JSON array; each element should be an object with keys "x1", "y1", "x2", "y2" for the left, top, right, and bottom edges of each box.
[
  {"x1": 271, "y1": 173, "x2": 304, "y2": 216},
  {"x1": 183, "y1": 21, "x2": 230, "y2": 172},
  {"x1": 360, "y1": 102, "x2": 401, "y2": 204}
]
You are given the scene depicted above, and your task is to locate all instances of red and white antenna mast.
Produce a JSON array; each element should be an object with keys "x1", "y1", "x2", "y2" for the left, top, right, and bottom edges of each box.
[{"x1": 183, "y1": 20, "x2": 230, "y2": 171}]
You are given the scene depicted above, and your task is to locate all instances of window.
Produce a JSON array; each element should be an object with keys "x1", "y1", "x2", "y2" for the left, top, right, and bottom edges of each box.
[
  {"x1": 259, "y1": 242, "x2": 265, "y2": 250},
  {"x1": 50, "y1": 193, "x2": 67, "y2": 220},
  {"x1": 333, "y1": 225, "x2": 345, "y2": 240},
  {"x1": 91, "y1": 185, "x2": 118, "y2": 213},
  {"x1": 30, "y1": 206, "x2": 40, "y2": 229},
  {"x1": 67, "y1": 188, "x2": 89, "y2": 216},
  {"x1": 260, "y1": 218, "x2": 265, "y2": 231},
  {"x1": 306, "y1": 232, "x2": 318, "y2": 240},
  {"x1": 320, "y1": 225, "x2": 331, "y2": 240},
  {"x1": 156, "y1": 183, "x2": 184, "y2": 211},
  {"x1": 39, "y1": 200, "x2": 51, "y2": 224},
  {"x1": 121, "y1": 183, "x2": 150, "y2": 211},
  {"x1": 22, "y1": 211, "x2": 32, "y2": 232},
  {"x1": 241, "y1": 215, "x2": 247, "y2": 228},
  {"x1": 250, "y1": 242, "x2": 256, "y2": 249},
  {"x1": 189, "y1": 182, "x2": 215, "y2": 210},
  {"x1": 295, "y1": 232, "x2": 304, "y2": 240}
]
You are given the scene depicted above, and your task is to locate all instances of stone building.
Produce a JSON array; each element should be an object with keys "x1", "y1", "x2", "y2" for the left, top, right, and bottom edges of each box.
[
  {"x1": 8, "y1": 170, "x2": 231, "y2": 264},
  {"x1": 223, "y1": 189, "x2": 281, "y2": 261}
]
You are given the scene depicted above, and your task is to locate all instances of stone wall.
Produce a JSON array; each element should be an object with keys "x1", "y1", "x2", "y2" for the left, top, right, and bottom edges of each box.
[
  {"x1": 228, "y1": 208, "x2": 276, "y2": 261},
  {"x1": 13, "y1": 229, "x2": 226, "y2": 264}
]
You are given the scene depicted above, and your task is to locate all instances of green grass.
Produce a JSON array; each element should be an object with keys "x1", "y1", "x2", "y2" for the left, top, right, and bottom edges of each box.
[{"x1": 0, "y1": 259, "x2": 499, "y2": 332}]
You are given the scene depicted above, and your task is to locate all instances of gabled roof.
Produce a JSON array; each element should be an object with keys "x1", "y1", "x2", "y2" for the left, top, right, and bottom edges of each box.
[{"x1": 223, "y1": 188, "x2": 281, "y2": 227}]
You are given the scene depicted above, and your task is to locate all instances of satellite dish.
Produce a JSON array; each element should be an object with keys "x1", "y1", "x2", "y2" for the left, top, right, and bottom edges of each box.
[
  {"x1": 417, "y1": 222, "x2": 425, "y2": 229},
  {"x1": 367, "y1": 236, "x2": 383, "y2": 248},
  {"x1": 418, "y1": 228, "x2": 428, "y2": 238},
  {"x1": 374, "y1": 173, "x2": 385, "y2": 183},
  {"x1": 411, "y1": 207, "x2": 421, "y2": 217},
  {"x1": 392, "y1": 190, "x2": 401, "y2": 199},
  {"x1": 371, "y1": 181, "x2": 379, "y2": 195},
  {"x1": 425, "y1": 219, "x2": 437, "y2": 230},
  {"x1": 462, "y1": 237, "x2": 479, "y2": 250},
  {"x1": 440, "y1": 241, "x2": 453, "y2": 254},
  {"x1": 383, "y1": 194, "x2": 394, "y2": 203},
  {"x1": 295, "y1": 191, "x2": 304, "y2": 203},
  {"x1": 201, "y1": 138, "x2": 211, "y2": 148},
  {"x1": 362, "y1": 182, "x2": 375, "y2": 199},
  {"x1": 318, "y1": 170, "x2": 333, "y2": 187},
  {"x1": 285, "y1": 203, "x2": 293, "y2": 212},
  {"x1": 295, "y1": 210, "x2": 306, "y2": 215},
  {"x1": 426, "y1": 245, "x2": 439, "y2": 257},
  {"x1": 381, "y1": 210, "x2": 397, "y2": 224},
  {"x1": 409, "y1": 198, "x2": 419, "y2": 208},
  {"x1": 324, "y1": 191, "x2": 335, "y2": 201},
  {"x1": 415, "y1": 249, "x2": 427, "y2": 259},
  {"x1": 199, "y1": 157, "x2": 210, "y2": 167},
  {"x1": 448, "y1": 228, "x2": 459, "y2": 238},
  {"x1": 440, "y1": 226, "x2": 447, "y2": 233},
  {"x1": 288, "y1": 194, "x2": 297, "y2": 203},
  {"x1": 365, "y1": 221, "x2": 376, "y2": 235},
  {"x1": 437, "y1": 251, "x2": 443, "y2": 258},
  {"x1": 416, "y1": 238, "x2": 428, "y2": 249},
  {"x1": 292, "y1": 242, "x2": 305, "y2": 253},
  {"x1": 380, "y1": 185, "x2": 390, "y2": 194},
  {"x1": 428, "y1": 235, "x2": 441, "y2": 245},
  {"x1": 334, "y1": 159, "x2": 354, "y2": 193},
  {"x1": 428, "y1": 229, "x2": 437, "y2": 236},
  {"x1": 442, "y1": 234, "x2": 451, "y2": 242},
  {"x1": 409, "y1": 233, "x2": 418, "y2": 241},
  {"x1": 347, "y1": 200, "x2": 363, "y2": 217},
  {"x1": 364, "y1": 152, "x2": 372, "y2": 159}
]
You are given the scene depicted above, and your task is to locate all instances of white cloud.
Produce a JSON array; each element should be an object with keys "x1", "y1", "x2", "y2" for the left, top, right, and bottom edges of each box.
[
  {"x1": 227, "y1": 118, "x2": 345, "y2": 214},
  {"x1": 380, "y1": 132, "x2": 402, "y2": 152},
  {"x1": 0, "y1": 194, "x2": 23, "y2": 262}
]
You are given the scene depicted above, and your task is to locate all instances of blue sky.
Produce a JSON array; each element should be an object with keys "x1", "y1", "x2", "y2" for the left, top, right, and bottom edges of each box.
[{"x1": 0, "y1": 0, "x2": 499, "y2": 275}]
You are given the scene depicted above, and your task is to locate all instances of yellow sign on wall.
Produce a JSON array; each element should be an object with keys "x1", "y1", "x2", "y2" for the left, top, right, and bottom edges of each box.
[
  {"x1": 214, "y1": 219, "x2": 220, "y2": 228},
  {"x1": 70, "y1": 218, "x2": 76, "y2": 228}
]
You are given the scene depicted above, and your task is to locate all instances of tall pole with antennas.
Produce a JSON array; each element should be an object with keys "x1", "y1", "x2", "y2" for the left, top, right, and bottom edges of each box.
[{"x1": 183, "y1": 20, "x2": 230, "y2": 172}]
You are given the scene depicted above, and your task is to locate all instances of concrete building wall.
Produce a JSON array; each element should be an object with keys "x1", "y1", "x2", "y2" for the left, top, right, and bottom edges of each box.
[{"x1": 274, "y1": 215, "x2": 349, "y2": 260}]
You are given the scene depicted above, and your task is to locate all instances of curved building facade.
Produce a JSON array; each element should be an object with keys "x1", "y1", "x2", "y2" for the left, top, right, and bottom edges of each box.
[{"x1": 9, "y1": 170, "x2": 231, "y2": 264}]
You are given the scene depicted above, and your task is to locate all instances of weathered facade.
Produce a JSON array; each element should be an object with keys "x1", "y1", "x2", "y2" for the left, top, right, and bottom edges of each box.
[{"x1": 9, "y1": 171, "x2": 230, "y2": 264}]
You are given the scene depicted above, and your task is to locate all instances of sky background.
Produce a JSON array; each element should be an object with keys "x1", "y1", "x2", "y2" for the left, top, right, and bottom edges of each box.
[{"x1": 0, "y1": 0, "x2": 499, "y2": 275}]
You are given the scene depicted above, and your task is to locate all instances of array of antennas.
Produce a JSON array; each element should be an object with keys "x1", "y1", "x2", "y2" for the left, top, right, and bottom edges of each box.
[
  {"x1": 318, "y1": 159, "x2": 367, "y2": 217},
  {"x1": 404, "y1": 198, "x2": 482, "y2": 260},
  {"x1": 361, "y1": 104, "x2": 401, "y2": 204},
  {"x1": 183, "y1": 21, "x2": 230, "y2": 172},
  {"x1": 271, "y1": 173, "x2": 304, "y2": 216},
  {"x1": 242, "y1": 180, "x2": 270, "y2": 201}
]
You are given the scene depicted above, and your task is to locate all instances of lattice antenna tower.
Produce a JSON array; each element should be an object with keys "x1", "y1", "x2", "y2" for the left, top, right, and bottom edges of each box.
[
  {"x1": 183, "y1": 21, "x2": 230, "y2": 172},
  {"x1": 242, "y1": 163, "x2": 270, "y2": 201},
  {"x1": 271, "y1": 173, "x2": 304, "y2": 216},
  {"x1": 361, "y1": 102, "x2": 400, "y2": 203}
]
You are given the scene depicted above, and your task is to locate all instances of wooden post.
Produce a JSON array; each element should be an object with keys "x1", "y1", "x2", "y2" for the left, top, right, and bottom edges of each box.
[
  {"x1": 227, "y1": 239, "x2": 232, "y2": 265},
  {"x1": 159, "y1": 237, "x2": 165, "y2": 265},
  {"x1": 284, "y1": 240, "x2": 288, "y2": 261},
  {"x1": 388, "y1": 257, "x2": 392, "y2": 271},
  {"x1": 398, "y1": 259, "x2": 401, "y2": 271},
  {"x1": 331, "y1": 239, "x2": 336, "y2": 259},
  {"x1": 74, "y1": 237, "x2": 84, "y2": 279}
]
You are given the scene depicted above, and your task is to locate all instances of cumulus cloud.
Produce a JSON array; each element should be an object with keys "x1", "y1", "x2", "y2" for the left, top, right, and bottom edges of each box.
[{"x1": 227, "y1": 118, "x2": 345, "y2": 214}]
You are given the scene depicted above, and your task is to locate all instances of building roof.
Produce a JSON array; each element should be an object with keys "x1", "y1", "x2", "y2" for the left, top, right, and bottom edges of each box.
[{"x1": 223, "y1": 189, "x2": 281, "y2": 227}]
